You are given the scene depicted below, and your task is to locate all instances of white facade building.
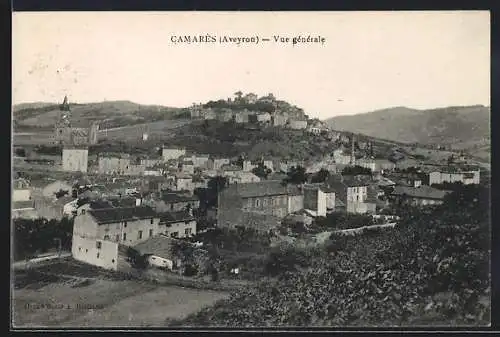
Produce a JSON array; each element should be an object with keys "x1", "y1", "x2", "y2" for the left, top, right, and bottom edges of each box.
[
  {"x1": 62, "y1": 147, "x2": 89, "y2": 173},
  {"x1": 162, "y1": 148, "x2": 186, "y2": 162}
]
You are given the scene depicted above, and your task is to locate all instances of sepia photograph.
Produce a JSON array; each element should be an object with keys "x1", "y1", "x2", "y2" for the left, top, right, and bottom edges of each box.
[{"x1": 11, "y1": 11, "x2": 490, "y2": 329}]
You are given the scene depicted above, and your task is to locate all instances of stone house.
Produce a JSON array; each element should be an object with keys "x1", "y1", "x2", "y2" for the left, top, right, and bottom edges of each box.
[
  {"x1": 327, "y1": 177, "x2": 376, "y2": 214},
  {"x1": 98, "y1": 154, "x2": 131, "y2": 175},
  {"x1": 208, "y1": 158, "x2": 230, "y2": 170},
  {"x1": 159, "y1": 210, "x2": 197, "y2": 238},
  {"x1": 71, "y1": 205, "x2": 161, "y2": 270},
  {"x1": 145, "y1": 192, "x2": 200, "y2": 213},
  {"x1": 62, "y1": 147, "x2": 89, "y2": 173},
  {"x1": 162, "y1": 147, "x2": 186, "y2": 162},
  {"x1": 389, "y1": 185, "x2": 451, "y2": 207},
  {"x1": 429, "y1": 167, "x2": 480, "y2": 185},
  {"x1": 217, "y1": 181, "x2": 303, "y2": 232}
]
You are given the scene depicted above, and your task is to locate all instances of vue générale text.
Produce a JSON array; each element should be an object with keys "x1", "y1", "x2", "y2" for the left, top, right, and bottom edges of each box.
[{"x1": 170, "y1": 35, "x2": 326, "y2": 46}]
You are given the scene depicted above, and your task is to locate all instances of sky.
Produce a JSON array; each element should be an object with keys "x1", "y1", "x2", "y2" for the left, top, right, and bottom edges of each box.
[{"x1": 13, "y1": 11, "x2": 490, "y2": 119}]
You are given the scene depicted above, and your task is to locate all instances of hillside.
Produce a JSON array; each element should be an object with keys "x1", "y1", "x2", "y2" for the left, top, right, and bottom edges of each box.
[
  {"x1": 13, "y1": 100, "x2": 187, "y2": 130},
  {"x1": 170, "y1": 184, "x2": 490, "y2": 327},
  {"x1": 326, "y1": 105, "x2": 490, "y2": 150}
]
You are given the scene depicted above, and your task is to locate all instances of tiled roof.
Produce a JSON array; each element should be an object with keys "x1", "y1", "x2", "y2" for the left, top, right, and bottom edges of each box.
[
  {"x1": 132, "y1": 234, "x2": 176, "y2": 260},
  {"x1": 71, "y1": 128, "x2": 89, "y2": 137},
  {"x1": 432, "y1": 165, "x2": 480, "y2": 173},
  {"x1": 324, "y1": 181, "x2": 348, "y2": 201},
  {"x1": 133, "y1": 234, "x2": 206, "y2": 259},
  {"x1": 159, "y1": 210, "x2": 195, "y2": 224},
  {"x1": 78, "y1": 190, "x2": 99, "y2": 200},
  {"x1": 221, "y1": 164, "x2": 242, "y2": 172},
  {"x1": 74, "y1": 177, "x2": 93, "y2": 187},
  {"x1": 86, "y1": 200, "x2": 114, "y2": 209},
  {"x1": 175, "y1": 173, "x2": 192, "y2": 179},
  {"x1": 391, "y1": 186, "x2": 451, "y2": 200},
  {"x1": 54, "y1": 195, "x2": 76, "y2": 206},
  {"x1": 225, "y1": 181, "x2": 291, "y2": 198},
  {"x1": 268, "y1": 173, "x2": 288, "y2": 181},
  {"x1": 88, "y1": 206, "x2": 158, "y2": 225},
  {"x1": 161, "y1": 192, "x2": 198, "y2": 204},
  {"x1": 109, "y1": 197, "x2": 137, "y2": 208}
]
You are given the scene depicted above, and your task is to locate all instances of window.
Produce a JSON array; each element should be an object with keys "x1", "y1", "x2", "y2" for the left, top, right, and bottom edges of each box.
[
  {"x1": 123, "y1": 233, "x2": 127, "y2": 241},
  {"x1": 255, "y1": 199, "x2": 260, "y2": 207},
  {"x1": 78, "y1": 247, "x2": 81, "y2": 252},
  {"x1": 124, "y1": 222, "x2": 127, "y2": 228},
  {"x1": 150, "y1": 218, "x2": 154, "y2": 224},
  {"x1": 96, "y1": 241, "x2": 102, "y2": 249},
  {"x1": 104, "y1": 235, "x2": 110, "y2": 240},
  {"x1": 149, "y1": 229, "x2": 153, "y2": 237},
  {"x1": 185, "y1": 228, "x2": 192, "y2": 236},
  {"x1": 81, "y1": 209, "x2": 86, "y2": 214},
  {"x1": 85, "y1": 249, "x2": 88, "y2": 253},
  {"x1": 171, "y1": 232, "x2": 179, "y2": 238},
  {"x1": 138, "y1": 230, "x2": 143, "y2": 240},
  {"x1": 170, "y1": 204, "x2": 174, "y2": 210},
  {"x1": 112, "y1": 259, "x2": 115, "y2": 263},
  {"x1": 115, "y1": 234, "x2": 120, "y2": 242},
  {"x1": 97, "y1": 253, "x2": 100, "y2": 259}
]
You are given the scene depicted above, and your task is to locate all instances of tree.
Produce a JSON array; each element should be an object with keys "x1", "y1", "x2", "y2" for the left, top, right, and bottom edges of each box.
[
  {"x1": 14, "y1": 217, "x2": 74, "y2": 261},
  {"x1": 15, "y1": 148, "x2": 26, "y2": 157},
  {"x1": 447, "y1": 154, "x2": 455, "y2": 165},
  {"x1": 284, "y1": 166, "x2": 307, "y2": 185},
  {"x1": 252, "y1": 162, "x2": 272, "y2": 179},
  {"x1": 206, "y1": 176, "x2": 228, "y2": 208},
  {"x1": 234, "y1": 91, "x2": 243, "y2": 101},
  {"x1": 311, "y1": 168, "x2": 330, "y2": 183},
  {"x1": 341, "y1": 165, "x2": 372, "y2": 176},
  {"x1": 55, "y1": 189, "x2": 69, "y2": 199},
  {"x1": 235, "y1": 155, "x2": 244, "y2": 168}
]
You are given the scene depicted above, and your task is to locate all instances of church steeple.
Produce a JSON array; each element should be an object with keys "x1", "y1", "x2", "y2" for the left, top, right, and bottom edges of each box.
[{"x1": 60, "y1": 95, "x2": 70, "y2": 111}]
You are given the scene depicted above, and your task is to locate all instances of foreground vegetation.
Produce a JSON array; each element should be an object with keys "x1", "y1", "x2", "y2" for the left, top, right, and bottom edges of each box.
[
  {"x1": 170, "y1": 184, "x2": 490, "y2": 326},
  {"x1": 13, "y1": 217, "x2": 74, "y2": 261}
]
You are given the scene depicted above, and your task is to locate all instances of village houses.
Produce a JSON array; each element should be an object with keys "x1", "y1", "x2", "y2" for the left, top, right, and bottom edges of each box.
[
  {"x1": 389, "y1": 185, "x2": 451, "y2": 207},
  {"x1": 72, "y1": 205, "x2": 161, "y2": 270},
  {"x1": 98, "y1": 153, "x2": 131, "y2": 175},
  {"x1": 162, "y1": 147, "x2": 186, "y2": 162},
  {"x1": 208, "y1": 157, "x2": 231, "y2": 170},
  {"x1": 12, "y1": 178, "x2": 37, "y2": 219},
  {"x1": 144, "y1": 191, "x2": 200, "y2": 213},
  {"x1": 287, "y1": 119, "x2": 308, "y2": 130},
  {"x1": 326, "y1": 176, "x2": 377, "y2": 214},
  {"x1": 428, "y1": 167, "x2": 480, "y2": 185}
]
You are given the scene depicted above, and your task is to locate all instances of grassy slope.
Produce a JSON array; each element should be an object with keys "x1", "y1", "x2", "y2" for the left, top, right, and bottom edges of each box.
[{"x1": 13, "y1": 101, "x2": 185, "y2": 129}]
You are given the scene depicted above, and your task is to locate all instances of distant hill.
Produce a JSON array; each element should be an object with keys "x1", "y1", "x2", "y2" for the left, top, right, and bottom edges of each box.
[
  {"x1": 325, "y1": 105, "x2": 490, "y2": 150},
  {"x1": 13, "y1": 100, "x2": 187, "y2": 130},
  {"x1": 13, "y1": 102, "x2": 57, "y2": 112}
]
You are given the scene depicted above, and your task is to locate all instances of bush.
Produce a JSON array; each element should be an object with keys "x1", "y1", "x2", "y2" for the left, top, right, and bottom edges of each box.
[{"x1": 174, "y1": 184, "x2": 490, "y2": 326}]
